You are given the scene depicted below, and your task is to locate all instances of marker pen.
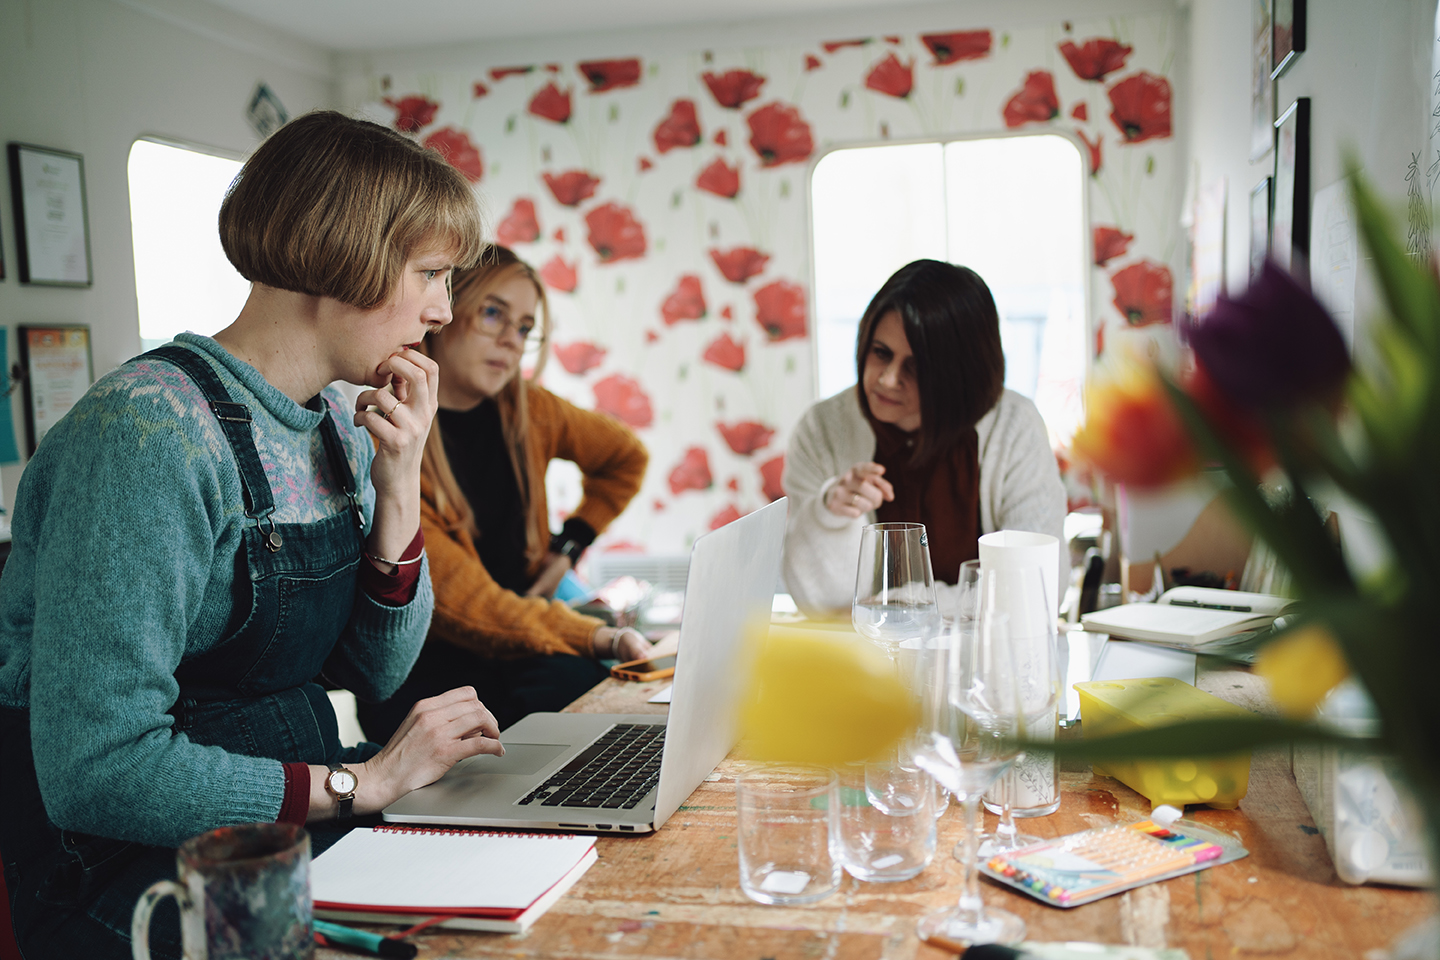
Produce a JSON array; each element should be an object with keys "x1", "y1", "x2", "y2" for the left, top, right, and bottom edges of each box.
[{"x1": 313, "y1": 919, "x2": 418, "y2": 959}]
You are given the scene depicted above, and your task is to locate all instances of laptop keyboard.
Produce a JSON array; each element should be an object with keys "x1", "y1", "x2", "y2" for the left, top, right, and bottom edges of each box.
[{"x1": 517, "y1": 723, "x2": 665, "y2": 810}]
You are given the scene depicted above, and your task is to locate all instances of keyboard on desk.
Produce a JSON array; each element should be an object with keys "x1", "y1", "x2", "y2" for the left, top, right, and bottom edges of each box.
[{"x1": 518, "y1": 723, "x2": 665, "y2": 810}]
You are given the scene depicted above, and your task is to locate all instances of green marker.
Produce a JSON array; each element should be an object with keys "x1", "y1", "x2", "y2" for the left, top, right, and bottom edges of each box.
[{"x1": 313, "y1": 919, "x2": 417, "y2": 959}]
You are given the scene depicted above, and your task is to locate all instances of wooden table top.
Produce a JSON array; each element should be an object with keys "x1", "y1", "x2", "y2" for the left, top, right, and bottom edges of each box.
[{"x1": 319, "y1": 661, "x2": 1435, "y2": 960}]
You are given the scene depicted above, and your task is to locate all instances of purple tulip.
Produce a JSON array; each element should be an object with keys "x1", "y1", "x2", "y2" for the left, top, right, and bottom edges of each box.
[{"x1": 1189, "y1": 260, "x2": 1350, "y2": 410}]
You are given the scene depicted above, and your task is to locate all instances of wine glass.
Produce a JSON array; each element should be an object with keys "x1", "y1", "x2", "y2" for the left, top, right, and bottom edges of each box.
[
  {"x1": 852, "y1": 522, "x2": 940, "y2": 661},
  {"x1": 912, "y1": 612, "x2": 1026, "y2": 948}
]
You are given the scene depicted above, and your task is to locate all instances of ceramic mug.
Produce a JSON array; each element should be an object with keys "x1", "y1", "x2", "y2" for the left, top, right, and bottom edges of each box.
[{"x1": 131, "y1": 822, "x2": 313, "y2": 960}]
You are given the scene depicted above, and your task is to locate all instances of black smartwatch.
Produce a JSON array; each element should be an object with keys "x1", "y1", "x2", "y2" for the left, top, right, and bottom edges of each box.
[
  {"x1": 325, "y1": 762, "x2": 358, "y2": 822},
  {"x1": 549, "y1": 534, "x2": 585, "y2": 565}
]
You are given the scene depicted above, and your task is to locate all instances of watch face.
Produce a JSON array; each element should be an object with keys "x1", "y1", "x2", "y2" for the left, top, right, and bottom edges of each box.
[{"x1": 329, "y1": 769, "x2": 357, "y2": 795}]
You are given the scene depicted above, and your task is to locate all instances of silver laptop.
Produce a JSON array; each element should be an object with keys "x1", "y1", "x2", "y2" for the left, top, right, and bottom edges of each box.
[{"x1": 382, "y1": 497, "x2": 786, "y2": 834}]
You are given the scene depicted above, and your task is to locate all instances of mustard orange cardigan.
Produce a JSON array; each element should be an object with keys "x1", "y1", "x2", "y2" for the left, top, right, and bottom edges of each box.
[{"x1": 422, "y1": 384, "x2": 648, "y2": 659}]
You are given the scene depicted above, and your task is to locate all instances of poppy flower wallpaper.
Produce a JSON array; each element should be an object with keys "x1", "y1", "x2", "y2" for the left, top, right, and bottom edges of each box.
[{"x1": 359, "y1": 12, "x2": 1178, "y2": 553}]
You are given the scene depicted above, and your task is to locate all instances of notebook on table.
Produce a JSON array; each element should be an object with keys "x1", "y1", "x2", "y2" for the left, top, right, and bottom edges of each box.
[
  {"x1": 1080, "y1": 586, "x2": 1293, "y2": 647},
  {"x1": 312, "y1": 825, "x2": 596, "y2": 933},
  {"x1": 382, "y1": 497, "x2": 787, "y2": 834}
]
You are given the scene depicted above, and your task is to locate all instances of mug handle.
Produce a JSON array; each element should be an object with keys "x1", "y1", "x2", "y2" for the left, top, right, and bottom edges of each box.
[{"x1": 131, "y1": 879, "x2": 196, "y2": 960}]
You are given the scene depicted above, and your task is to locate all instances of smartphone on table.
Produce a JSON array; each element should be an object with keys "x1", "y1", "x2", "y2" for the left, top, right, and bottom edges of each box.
[{"x1": 610, "y1": 654, "x2": 678, "y2": 682}]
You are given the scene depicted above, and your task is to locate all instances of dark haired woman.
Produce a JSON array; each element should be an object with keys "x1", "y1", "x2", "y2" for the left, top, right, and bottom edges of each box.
[
  {"x1": 356, "y1": 247, "x2": 650, "y2": 742},
  {"x1": 0, "y1": 112, "x2": 504, "y2": 960},
  {"x1": 782, "y1": 259, "x2": 1066, "y2": 616}
]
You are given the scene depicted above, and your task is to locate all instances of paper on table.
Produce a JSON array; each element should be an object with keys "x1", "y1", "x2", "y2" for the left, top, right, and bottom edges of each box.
[
  {"x1": 1092, "y1": 640, "x2": 1197, "y2": 686},
  {"x1": 648, "y1": 684, "x2": 673, "y2": 704}
]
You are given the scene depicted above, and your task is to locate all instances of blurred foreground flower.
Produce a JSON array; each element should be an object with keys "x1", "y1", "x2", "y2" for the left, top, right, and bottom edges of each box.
[
  {"x1": 1254, "y1": 625, "x2": 1350, "y2": 718},
  {"x1": 1071, "y1": 351, "x2": 1197, "y2": 487},
  {"x1": 739, "y1": 625, "x2": 915, "y2": 766}
]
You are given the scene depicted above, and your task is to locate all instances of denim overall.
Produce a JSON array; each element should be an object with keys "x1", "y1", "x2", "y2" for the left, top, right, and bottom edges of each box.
[{"x1": 0, "y1": 345, "x2": 378, "y2": 960}]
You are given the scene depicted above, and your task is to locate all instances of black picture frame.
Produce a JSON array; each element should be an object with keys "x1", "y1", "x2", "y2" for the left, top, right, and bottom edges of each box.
[
  {"x1": 1271, "y1": 0, "x2": 1306, "y2": 79},
  {"x1": 6, "y1": 142, "x2": 93, "y2": 287},
  {"x1": 1250, "y1": 177, "x2": 1273, "y2": 281},
  {"x1": 1271, "y1": 98, "x2": 1311, "y2": 272},
  {"x1": 17, "y1": 325, "x2": 94, "y2": 455}
]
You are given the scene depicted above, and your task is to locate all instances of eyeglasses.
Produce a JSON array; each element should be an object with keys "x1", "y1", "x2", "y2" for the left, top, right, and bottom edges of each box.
[{"x1": 476, "y1": 304, "x2": 535, "y2": 342}]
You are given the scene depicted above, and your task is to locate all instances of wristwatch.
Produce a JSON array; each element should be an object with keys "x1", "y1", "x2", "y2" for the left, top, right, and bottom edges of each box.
[
  {"x1": 549, "y1": 534, "x2": 585, "y2": 565},
  {"x1": 325, "y1": 763, "x2": 358, "y2": 822}
]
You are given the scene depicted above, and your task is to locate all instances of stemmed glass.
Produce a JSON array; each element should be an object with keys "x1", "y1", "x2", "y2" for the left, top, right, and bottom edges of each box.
[
  {"x1": 912, "y1": 612, "x2": 1026, "y2": 948},
  {"x1": 852, "y1": 522, "x2": 940, "y2": 661}
]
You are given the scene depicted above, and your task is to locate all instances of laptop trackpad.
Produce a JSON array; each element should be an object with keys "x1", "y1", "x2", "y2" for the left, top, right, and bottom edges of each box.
[{"x1": 460, "y1": 742, "x2": 568, "y2": 776}]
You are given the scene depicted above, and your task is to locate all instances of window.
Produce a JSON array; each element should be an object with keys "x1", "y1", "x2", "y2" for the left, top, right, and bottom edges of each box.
[
  {"x1": 127, "y1": 139, "x2": 250, "y2": 352},
  {"x1": 810, "y1": 134, "x2": 1087, "y2": 444}
]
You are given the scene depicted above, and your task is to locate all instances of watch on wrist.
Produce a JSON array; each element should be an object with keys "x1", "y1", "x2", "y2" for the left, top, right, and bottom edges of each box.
[
  {"x1": 549, "y1": 534, "x2": 585, "y2": 564},
  {"x1": 325, "y1": 763, "x2": 358, "y2": 822}
]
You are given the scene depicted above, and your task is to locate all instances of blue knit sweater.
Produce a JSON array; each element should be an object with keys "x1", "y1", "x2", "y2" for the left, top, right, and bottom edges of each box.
[{"x1": 0, "y1": 334, "x2": 432, "y2": 847}]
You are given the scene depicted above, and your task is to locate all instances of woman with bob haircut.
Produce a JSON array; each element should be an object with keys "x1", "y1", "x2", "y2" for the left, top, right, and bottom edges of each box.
[
  {"x1": 0, "y1": 111, "x2": 502, "y2": 960},
  {"x1": 358, "y1": 247, "x2": 650, "y2": 741},
  {"x1": 782, "y1": 259, "x2": 1066, "y2": 615}
]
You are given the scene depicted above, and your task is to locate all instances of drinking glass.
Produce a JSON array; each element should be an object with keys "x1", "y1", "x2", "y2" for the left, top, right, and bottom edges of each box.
[
  {"x1": 852, "y1": 522, "x2": 940, "y2": 661},
  {"x1": 912, "y1": 613, "x2": 1026, "y2": 949}
]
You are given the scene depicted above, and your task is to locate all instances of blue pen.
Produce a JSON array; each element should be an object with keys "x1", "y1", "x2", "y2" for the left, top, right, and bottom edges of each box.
[{"x1": 313, "y1": 919, "x2": 417, "y2": 959}]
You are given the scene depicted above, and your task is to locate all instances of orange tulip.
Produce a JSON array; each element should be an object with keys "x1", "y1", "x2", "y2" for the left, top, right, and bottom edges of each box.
[{"x1": 1072, "y1": 354, "x2": 1199, "y2": 488}]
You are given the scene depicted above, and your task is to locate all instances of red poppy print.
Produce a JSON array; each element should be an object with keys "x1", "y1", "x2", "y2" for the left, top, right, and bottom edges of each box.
[
  {"x1": 717, "y1": 420, "x2": 775, "y2": 455},
  {"x1": 1059, "y1": 38, "x2": 1133, "y2": 81},
  {"x1": 472, "y1": 82, "x2": 489, "y2": 98},
  {"x1": 553, "y1": 341, "x2": 607, "y2": 375},
  {"x1": 864, "y1": 53, "x2": 914, "y2": 99},
  {"x1": 710, "y1": 247, "x2": 770, "y2": 284},
  {"x1": 539, "y1": 255, "x2": 578, "y2": 293},
  {"x1": 921, "y1": 30, "x2": 993, "y2": 65},
  {"x1": 709, "y1": 504, "x2": 744, "y2": 530},
  {"x1": 696, "y1": 158, "x2": 740, "y2": 198},
  {"x1": 491, "y1": 66, "x2": 534, "y2": 80},
  {"x1": 602, "y1": 538, "x2": 646, "y2": 552},
  {"x1": 1077, "y1": 129, "x2": 1103, "y2": 175},
  {"x1": 759, "y1": 454, "x2": 785, "y2": 501},
  {"x1": 553, "y1": 227, "x2": 566, "y2": 243},
  {"x1": 668, "y1": 446, "x2": 713, "y2": 494},
  {"x1": 1071, "y1": 102, "x2": 1088, "y2": 121},
  {"x1": 747, "y1": 102, "x2": 815, "y2": 167},
  {"x1": 644, "y1": 330, "x2": 659, "y2": 344},
  {"x1": 661, "y1": 275, "x2": 707, "y2": 325},
  {"x1": 714, "y1": 130, "x2": 728, "y2": 146},
  {"x1": 702, "y1": 69, "x2": 766, "y2": 109},
  {"x1": 653, "y1": 99, "x2": 702, "y2": 153},
  {"x1": 1093, "y1": 226, "x2": 1134, "y2": 266},
  {"x1": 1111, "y1": 260, "x2": 1174, "y2": 327},
  {"x1": 545, "y1": 63, "x2": 561, "y2": 73},
  {"x1": 720, "y1": 305, "x2": 734, "y2": 321},
  {"x1": 823, "y1": 39, "x2": 870, "y2": 53},
  {"x1": 527, "y1": 82, "x2": 572, "y2": 123},
  {"x1": 1108, "y1": 71, "x2": 1172, "y2": 143},
  {"x1": 754, "y1": 280, "x2": 807, "y2": 341},
  {"x1": 594, "y1": 374, "x2": 654, "y2": 428},
  {"x1": 637, "y1": 157, "x2": 654, "y2": 172},
  {"x1": 1095, "y1": 322, "x2": 1106, "y2": 358},
  {"x1": 804, "y1": 54, "x2": 823, "y2": 71},
  {"x1": 703, "y1": 332, "x2": 746, "y2": 372},
  {"x1": 542, "y1": 170, "x2": 600, "y2": 207},
  {"x1": 579, "y1": 58, "x2": 642, "y2": 92},
  {"x1": 383, "y1": 95, "x2": 439, "y2": 133},
  {"x1": 727, "y1": 477, "x2": 740, "y2": 492},
  {"x1": 422, "y1": 128, "x2": 483, "y2": 183},
  {"x1": 585, "y1": 202, "x2": 647, "y2": 263},
  {"x1": 1002, "y1": 71, "x2": 1060, "y2": 128},
  {"x1": 496, "y1": 198, "x2": 540, "y2": 247}
]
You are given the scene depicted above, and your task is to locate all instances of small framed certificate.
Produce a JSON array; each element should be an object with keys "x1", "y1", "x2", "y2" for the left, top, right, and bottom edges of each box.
[
  {"x1": 18, "y1": 325, "x2": 94, "y2": 454},
  {"x1": 6, "y1": 143, "x2": 93, "y2": 287}
]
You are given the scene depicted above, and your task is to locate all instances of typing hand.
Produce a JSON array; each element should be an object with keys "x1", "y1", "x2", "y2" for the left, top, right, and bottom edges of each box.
[{"x1": 358, "y1": 686, "x2": 503, "y2": 811}]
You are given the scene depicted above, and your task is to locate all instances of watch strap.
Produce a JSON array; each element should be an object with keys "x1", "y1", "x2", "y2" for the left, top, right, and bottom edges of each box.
[{"x1": 326, "y1": 762, "x2": 355, "y2": 822}]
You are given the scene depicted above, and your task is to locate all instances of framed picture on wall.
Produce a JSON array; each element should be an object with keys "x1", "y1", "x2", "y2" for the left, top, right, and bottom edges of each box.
[
  {"x1": 17, "y1": 325, "x2": 94, "y2": 455},
  {"x1": 1271, "y1": 0, "x2": 1306, "y2": 79},
  {"x1": 1271, "y1": 98, "x2": 1311, "y2": 272},
  {"x1": 6, "y1": 143, "x2": 93, "y2": 287},
  {"x1": 1251, "y1": 0, "x2": 1275, "y2": 162},
  {"x1": 1251, "y1": 177, "x2": 1273, "y2": 281}
]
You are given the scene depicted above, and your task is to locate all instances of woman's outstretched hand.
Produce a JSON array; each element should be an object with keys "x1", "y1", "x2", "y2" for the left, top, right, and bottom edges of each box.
[{"x1": 825, "y1": 461, "x2": 895, "y2": 518}]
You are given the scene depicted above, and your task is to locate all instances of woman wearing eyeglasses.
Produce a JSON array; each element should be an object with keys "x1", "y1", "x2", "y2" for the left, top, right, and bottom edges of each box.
[{"x1": 356, "y1": 247, "x2": 650, "y2": 741}]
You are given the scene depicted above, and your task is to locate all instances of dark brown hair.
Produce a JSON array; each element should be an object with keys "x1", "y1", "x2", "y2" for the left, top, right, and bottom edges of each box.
[
  {"x1": 854, "y1": 259, "x2": 1005, "y2": 465},
  {"x1": 219, "y1": 110, "x2": 486, "y2": 308},
  {"x1": 416, "y1": 247, "x2": 553, "y2": 564}
]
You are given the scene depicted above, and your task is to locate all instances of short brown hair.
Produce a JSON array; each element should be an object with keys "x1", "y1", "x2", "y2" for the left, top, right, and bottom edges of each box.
[
  {"x1": 219, "y1": 110, "x2": 486, "y2": 308},
  {"x1": 855, "y1": 260, "x2": 1005, "y2": 465}
]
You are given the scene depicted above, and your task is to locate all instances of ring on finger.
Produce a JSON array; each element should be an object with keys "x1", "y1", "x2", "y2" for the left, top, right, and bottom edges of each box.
[{"x1": 851, "y1": 492, "x2": 860, "y2": 506}]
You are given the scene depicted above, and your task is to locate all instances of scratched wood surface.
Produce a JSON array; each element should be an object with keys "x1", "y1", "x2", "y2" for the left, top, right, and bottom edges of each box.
[{"x1": 319, "y1": 667, "x2": 1436, "y2": 960}]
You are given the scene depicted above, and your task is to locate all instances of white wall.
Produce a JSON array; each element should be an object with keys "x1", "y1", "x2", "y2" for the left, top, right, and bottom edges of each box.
[
  {"x1": 0, "y1": 0, "x2": 335, "y2": 510},
  {"x1": 1185, "y1": 0, "x2": 1435, "y2": 354}
]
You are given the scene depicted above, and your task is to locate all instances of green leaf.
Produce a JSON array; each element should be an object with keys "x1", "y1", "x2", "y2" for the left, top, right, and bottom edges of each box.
[
  {"x1": 1349, "y1": 167, "x2": 1440, "y2": 354},
  {"x1": 1043, "y1": 716, "x2": 1367, "y2": 762}
]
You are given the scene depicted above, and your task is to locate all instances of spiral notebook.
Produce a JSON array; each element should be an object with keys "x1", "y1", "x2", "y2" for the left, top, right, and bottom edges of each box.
[{"x1": 311, "y1": 825, "x2": 598, "y2": 933}]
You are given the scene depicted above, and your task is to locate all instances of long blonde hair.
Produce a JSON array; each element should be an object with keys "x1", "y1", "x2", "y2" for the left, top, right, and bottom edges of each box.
[{"x1": 418, "y1": 247, "x2": 553, "y2": 566}]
